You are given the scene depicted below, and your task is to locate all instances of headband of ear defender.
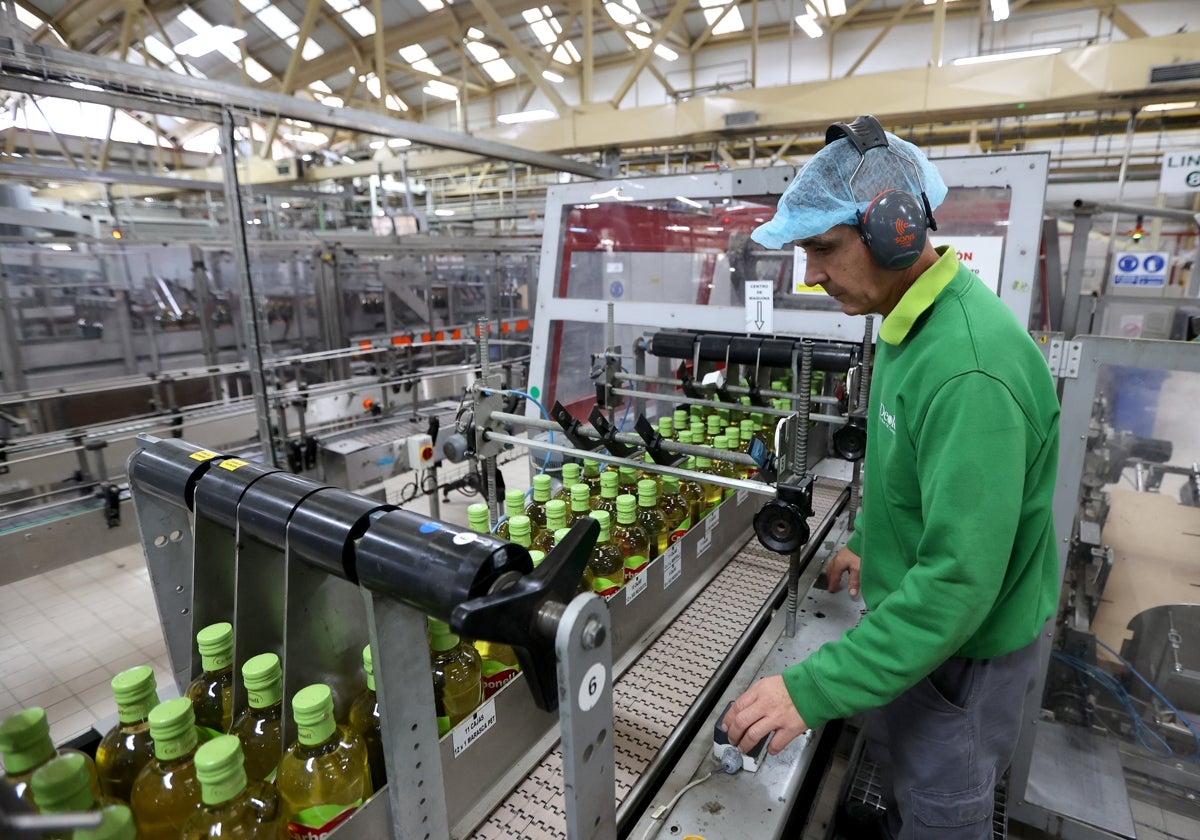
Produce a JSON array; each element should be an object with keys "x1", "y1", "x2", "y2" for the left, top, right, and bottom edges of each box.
[{"x1": 825, "y1": 115, "x2": 937, "y2": 270}]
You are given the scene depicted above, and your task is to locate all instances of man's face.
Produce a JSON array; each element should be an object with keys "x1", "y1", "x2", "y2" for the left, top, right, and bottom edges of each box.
[{"x1": 797, "y1": 224, "x2": 899, "y2": 316}]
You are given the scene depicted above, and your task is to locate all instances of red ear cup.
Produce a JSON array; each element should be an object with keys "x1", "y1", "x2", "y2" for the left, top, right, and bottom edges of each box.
[{"x1": 859, "y1": 189, "x2": 928, "y2": 270}]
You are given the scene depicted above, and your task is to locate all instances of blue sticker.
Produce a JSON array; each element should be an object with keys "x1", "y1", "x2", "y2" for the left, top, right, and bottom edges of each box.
[
  {"x1": 419, "y1": 522, "x2": 439, "y2": 534},
  {"x1": 610, "y1": 280, "x2": 624, "y2": 298},
  {"x1": 1117, "y1": 254, "x2": 1139, "y2": 272},
  {"x1": 1143, "y1": 254, "x2": 1165, "y2": 273},
  {"x1": 376, "y1": 456, "x2": 396, "y2": 467}
]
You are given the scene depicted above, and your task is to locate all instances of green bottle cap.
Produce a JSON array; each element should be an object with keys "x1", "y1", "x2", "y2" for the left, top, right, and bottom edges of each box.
[
  {"x1": 0, "y1": 708, "x2": 55, "y2": 776},
  {"x1": 673, "y1": 410, "x2": 688, "y2": 428},
  {"x1": 770, "y1": 380, "x2": 785, "y2": 391},
  {"x1": 428, "y1": 616, "x2": 461, "y2": 652},
  {"x1": 726, "y1": 428, "x2": 740, "y2": 446},
  {"x1": 75, "y1": 804, "x2": 136, "y2": 840},
  {"x1": 242, "y1": 652, "x2": 283, "y2": 709},
  {"x1": 532, "y1": 474, "x2": 552, "y2": 501},
  {"x1": 110, "y1": 665, "x2": 157, "y2": 724},
  {"x1": 194, "y1": 735, "x2": 248, "y2": 807},
  {"x1": 662, "y1": 475, "x2": 680, "y2": 493},
  {"x1": 361, "y1": 644, "x2": 375, "y2": 691},
  {"x1": 562, "y1": 462, "x2": 581, "y2": 483},
  {"x1": 741, "y1": 395, "x2": 752, "y2": 406},
  {"x1": 30, "y1": 753, "x2": 93, "y2": 814},
  {"x1": 616, "y1": 494, "x2": 637, "y2": 522},
  {"x1": 690, "y1": 422, "x2": 704, "y2": 438},
  {"x1": 714, "y1": 435, "x2": 728, "y2": 450},
  {"x1": 508, "y1": 514, "x2": 531, "y2": 545},
  {"x1": 291, "y1": 684, "x2": 337, "y2": 746},
  {"x1": 658, "y1": 417, "x2": 673, "y2": 437},
  {"x1": 545, "y1": 499, "x2": 567, "y2": 530},
  {"x1": 583, "y1": 457, "x2": 600, "y2": 475},
  {"x1": 588, "y1": 510, "x2": 612, "y2": 541},
  {"x1": 677, "y1": 430, "x2": 692, "y2": 445},
  {"x1": 554, "y1": 528, "x2": 570, "y2": 546},
  {"x1": 529, "y1": 550, "x2": 545, "y2": 567},
  {"x1": 637, "y1": 479, "x2": 658, "y2": 506},
  {"x1": 686, "y1": 456, "x2": 697, "y2": 469},
  {"x1": 706, "y1": 415, "x2": 721, "y2": 432},
  {"x1": 197, "y1": 622, "x2": 234, "y2": 672},
  {"x1": 599, "y1": 470, "x2": 619, "y2": 498},
  {"x1": 741, "y1": 419, "x2": 756, "y2": 434},
  {"x1": 618, "y1": 466, "x2": 638, "y2": 482},
  {"x1": 504, "y1": 488, "x2": 526, "y2": 518},
  {"x1": 751, "y1": 412, "x2": 766, "y2": 426},
  {"x1": 570, "y1": 482, "x2": 591, "y2": 510},
  {"x1": 696, "y1": 456, "x2": 713, "y2": 467},
  {"x1": 467, "y1": 503, "x2": 491, "y2": 534},
  {"x1": 148, "y1": 698, "x2": 198, "y2": 761},
  {"x1": 717, "y1": 408, "x2": 730, "y2": 423}
]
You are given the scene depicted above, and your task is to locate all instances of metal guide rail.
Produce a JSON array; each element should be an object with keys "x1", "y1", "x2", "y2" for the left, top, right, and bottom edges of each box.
[{"x1": 470, "y1": 483, "x2": 847, "y2": 839}]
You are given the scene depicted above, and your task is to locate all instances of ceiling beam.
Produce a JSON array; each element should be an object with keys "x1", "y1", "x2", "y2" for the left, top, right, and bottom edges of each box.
[
  {"x1": 260, "y1": 0, "x2": 325, "y2": 157},
  {"x1": 1107, "y1": 4, "x2": 1147, "y2": 39},
  {"x1": 845, "y1": 0, "x2": 919, "y2": 77},
  {"x1": 610, "y1": 0, "x2": 691, "y2": 107},
  {"x1": 468, "y1": 0, "x2": 569, "y2": 113}
]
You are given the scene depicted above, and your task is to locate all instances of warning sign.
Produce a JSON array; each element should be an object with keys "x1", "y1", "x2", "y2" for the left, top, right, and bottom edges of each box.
[{"x1": 1111, "y1": 251, "x2": 1170, "y2": 288}]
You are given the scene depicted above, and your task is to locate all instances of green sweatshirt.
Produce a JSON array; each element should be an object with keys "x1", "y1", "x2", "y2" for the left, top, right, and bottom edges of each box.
[{"x1": 783, "y1": 247, "x2": 1060, "y2": 729}]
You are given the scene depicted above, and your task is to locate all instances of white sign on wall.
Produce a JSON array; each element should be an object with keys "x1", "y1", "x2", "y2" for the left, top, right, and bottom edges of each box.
[
  {"x1": 1111, "y1": 251, "x2": 1170, "y2": 288},
  {"x1": 930, "y1": 236, "x2": 1005, "y2": 294},
  {"x1": 744, "y1": 280, "x2": 774, "y2": 333},
  {"x1": 1159, "y1": 149, "x2": 1200, "y2": 194}
]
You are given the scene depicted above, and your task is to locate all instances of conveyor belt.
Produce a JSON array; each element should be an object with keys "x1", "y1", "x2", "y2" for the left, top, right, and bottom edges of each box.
[{"x1": 471, "y1": 482, "x2": 847, "y2": 839}]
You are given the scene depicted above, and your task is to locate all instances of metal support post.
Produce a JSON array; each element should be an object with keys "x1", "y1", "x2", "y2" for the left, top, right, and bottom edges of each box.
[
  {"x1": 219, "y1": 108, "x2": 277, "y2": 466},
  {"x1": 1062, "y1": 206, "x2": 1094, "y2": 341},
  {"x1": 477, "y1": 317, "x2": 500, "y2": 518},
  {"x1": 785, "y1": 340, "x2": 814, "y2": 638}
]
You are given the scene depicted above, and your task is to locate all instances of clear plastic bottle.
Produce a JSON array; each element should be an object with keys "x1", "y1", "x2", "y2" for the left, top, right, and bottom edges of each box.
[
  {"x1": 657, "y1": 416, "x2": 673, "y2": 441},
  {"x1": 566, "y1": 482, "x2": 592, "y2": 527},
  {"x1": 672, "y1": 409, "x2": 689, "y2": 434},
  {"x1": 277, "y1": 684, "x2": 371, "y2": 838},
  {"x1": 75, "y1": 804, "x2": 137, "y2": 840},
  {"x1": 658, "y1": 475, "x2": 691, "y2": 542},
  {"x1": 31, "y1": 753, "x2": 100, "y2": 838},
  {"x1": 347, "y1": 645, "x2": 386, "y2": 790},
  {"x1": 704, "y1": 414, "x2": 722, "y2": 446},
  {"x1": 724, "y1": 428, "x2": 750, "y2": 480},
  {"x1": 554, "y1": 462, "x2": 581, "y2": 503},
  {"x1": 428, "y1": 619, "x2": 483, "y2": 737},
  {"x1": 581, "y1": 458, "x2": 604, "y2": 498},
  {"x1": 524, "y1": 474, "x2": 553, "y2": 539},
  {"x1": 677, "y1": 458, "x2": 706, "y2": 527},
  {"x1": 592, "y1": 470, "x2": 620, "y2": 517},
  {"x1": 229, "y1": 652, "x2": 283, "y2": 783},
  {"x1": 550, "y1": 528, "x2": 595, "y2": 595},
  {"x1": 183, "y1": 735, "x2": 279, "y2": 840},
  {"x1": 493, "y1": 487, "x2": 527, "y2": 541},
  {"x1": 711, "y1": 435, "x2": 738, "y2": 493},
  {"x1": 612, "y1": 495, "x2": 650, "y2": 583},
  {"x1": 186, "y1": 621, "x2": 234, "y2": 735},
  {"x1": 0, "y1": 706, "x2": 101, "y2": 811},
  {"x1": 586, "y1": 511, "x2": 625, "y2": 597},
  {"x1": 468, "y1": 506, "x2": 521, "y2": 700},
  {"x1": 617, "y1": 466, "x2": 640, "y2": 497},
  {"x1": 640, "y1": 453, "x2": 664, "y2": 496},
  {"x1": 466, "y1": 502, "x2": 492, "y2": 536},
  {"x1": 635, "y1": 479, "x2": 668, "y2": 560},
  {"x1": 692, "y1": 456, "x2": 724, "y2": 513},
  {"x1": 95, "y1": 664, "x2": 158, "y2": 803},
  {"x1": 532, "y1": 499, "x2": 567, "y2": 553},
  {"x1": 130, "y1": 697, "x2": 203, "y2": 838},
  {"x1": 507, "y1": 514, "x2": 532, "y2": 550}
]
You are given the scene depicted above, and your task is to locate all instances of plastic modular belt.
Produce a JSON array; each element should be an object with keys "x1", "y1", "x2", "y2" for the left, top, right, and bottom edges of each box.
[{"x1": 471, "y1": 481, "x2": 848, "y2": 839}]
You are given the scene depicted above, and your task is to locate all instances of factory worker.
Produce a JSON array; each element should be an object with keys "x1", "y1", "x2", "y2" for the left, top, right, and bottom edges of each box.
[{"x1": 722, "y1": 115, "x2": 1060, "y2": 840}]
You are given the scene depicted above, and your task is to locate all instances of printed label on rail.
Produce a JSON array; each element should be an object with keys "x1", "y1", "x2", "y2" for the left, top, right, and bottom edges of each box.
[
  {"x1": 737, "y1": 489, "x2": 749, "y2": 505},
  {"x1": 625, "y1": 569, "x2": 648, "y2": 605},
  {"x1": 696, "y1": 532, "x2": 712, "y2": 558},
  {"x1": 452, "y1": 699, "x2": 497, "y2": 758},
  {"x1": 663, "y1": 542, "x2": 683, "y2": 589},
  {"x1": 707, "y1": 506, "x2": 721, "y2": 532}
]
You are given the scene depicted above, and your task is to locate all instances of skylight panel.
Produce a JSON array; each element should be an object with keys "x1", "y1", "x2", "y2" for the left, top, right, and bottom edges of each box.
[
  {"x1": 699, "y1": 0, "x2": 744, "y2": 36},
  {"x1": 310, "y1": 80, "x2": 333, "y2": 94},
  {"x1": 14, "y1": 4, "x2": 40, "y2": 28},
  {"x1": 176, "y1": 8, "x2": 211, "y2": 34},
  {"x1": 553, "y1": 42, "x2": 581, "y2": 64},
  {"x1": 286, "y1": 35, "x2": 326, "y2": 60},
  {"x1": 465, "y1": 36, "x2": 516, "y2": 83},
  {"x1": 143, "y1": 35, "x2": 177, "y2": 65},
  {"x1": 239, "y1": 0, "x2": 270, "y2": 14},
  {"x1": 386, "y1": 95, "x2": 408, "y2": 111},
  {"x1": 342, "y1": 7, "x2": 376, "y2": 37},
  {"x1": 326, "y1": 0, "x2": 355, "y2": 12},
  {"x1": 399, "y1": 44, "x2": 443, "y2": 76},
  {"x1": 244, "y1": 58, "x2": 273, "y2": 82},
  {"x1": 423, "y1": 80, "x2": 459, "y2": 101},
  {"x1": 416, "y1": 0, "x2": 444, "y2": 9},
  {"x1": 256, "y1": 6, "x2": 299, "y2": 39}
]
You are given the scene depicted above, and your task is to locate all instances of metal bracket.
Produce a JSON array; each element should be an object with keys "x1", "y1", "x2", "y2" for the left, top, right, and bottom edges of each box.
[
  {"x1": 551, "y1": 400, "x2": 603, "y2": 452},
  {"x1": 744, "y1": 377, "x2": 770, "y2": 408},
  {"x1": 676, "y1": 360, "x2": 713, "y2": 401},
  {"x1": 1047, "y1": 338, "x2": 1083, "y2": 379},
  {"x1": 473, "y1": 376, "x2": 508, "y2": 459},
  {"x1": 633, "y1": 415, "x2": 685, "y2": 467},
  {"x1": 588, "y1": 405, "x2": 638, "y2": 458}
]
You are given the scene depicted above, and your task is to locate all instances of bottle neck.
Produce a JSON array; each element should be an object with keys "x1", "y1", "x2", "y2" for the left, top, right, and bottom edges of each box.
[
  {"x1": 154, "y1": 727, "x2": 199, "y2": 762},
  {"x1": 200, "y1": 770, "x2": 248, "y2": 808},
  {"x1": 116, "y1": 695, "x2": 156, "y2": 726},
  {"x1": 247, "y1": 680, "x2": 283, "y2": 710},
  {"x1": 200, "y1": 652, "x2": 233, "y2": 674},
  {"x1": 296, "y1": 716, "x2": 338, "y2": 747},
  {"x1": 2, "y1": 741, "x2": 54, "y2": 777}
]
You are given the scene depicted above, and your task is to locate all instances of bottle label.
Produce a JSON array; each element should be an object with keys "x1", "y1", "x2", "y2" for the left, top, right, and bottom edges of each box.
[
  {"x1": 480, "y1": 661, "x2": 520, "y2": 700},
  {"x1": 623, "y1": 555, "x2": 648, "y2": 583},
  {"x1": 437, "y1": 715, "x2": 451, "y2": 737},
  {"x1": 593, "y1": 577, "x2": 622, "y2": 598},
  {"x1": 669, "y1": 516, "x2": 692, "y2": 544},
  {"x1": 287, "y1": 801, "x2": 361, "y2": 839}
]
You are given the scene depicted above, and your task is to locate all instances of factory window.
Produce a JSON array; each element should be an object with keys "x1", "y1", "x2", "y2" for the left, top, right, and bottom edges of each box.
[
  {"x1": 699, "y1": 0, "x2": 745, "y2": 36},
  {"x1": 523, "y1": 6, "x2": 581, "y2": 65},
  {"x1": 465, "y1": 30, "x2": 517, "y2": 83}
]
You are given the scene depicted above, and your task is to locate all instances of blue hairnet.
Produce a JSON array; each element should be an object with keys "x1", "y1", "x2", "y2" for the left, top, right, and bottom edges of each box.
[{"x1": 751, "y1": 132, "x2": 948, "y2": 250}]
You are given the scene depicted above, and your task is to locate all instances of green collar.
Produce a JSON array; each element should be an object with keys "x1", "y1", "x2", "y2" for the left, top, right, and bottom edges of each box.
[{"x1": 879, "y1": 246, "x2": 958, "y2": 345}]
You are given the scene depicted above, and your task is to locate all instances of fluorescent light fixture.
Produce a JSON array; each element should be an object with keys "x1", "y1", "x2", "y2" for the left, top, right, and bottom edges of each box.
[
  {"x1": 280, "y1": 202, "x2": 291, "y2": 209},
  {"x1": 989, "y1": 0, "x2": 1009, "y2": 21},
  {"x1": 176, "y1": 25, "x2": 246, "y2": 58},
  {"x1": 1143, "y1": 101, "x2": 1197, "y2": 112},
  {"x1": 372, "y1": 137, "x2": 412, "y2": 149},
  {"x1": 423, "y1": 80, "x2": 459, "y2": 101},
  {"x1": 497, "y1": 109, "x2": 557, "y2": 125},
  {"x1": 675, "y1": 195, "x2": 703, "y2": 208},
  {"x1": 48, "y1": 243, "x2": 71, "y2": 251},
  {"x1": 543, "y1": 70, "x2": 565, "y2": 83},
  {"x1": 795, "y1": 14, "x2": 823, "y2": 38},
  {"x1": 434, "y1": 208, "x2": 456, "y2": 217},
  {"x1": 952, "y1": 46, "x2": 1061, "y2": 65},
  {"x1": 826, "y1": 0, "x2": 846, "y2": 14}
]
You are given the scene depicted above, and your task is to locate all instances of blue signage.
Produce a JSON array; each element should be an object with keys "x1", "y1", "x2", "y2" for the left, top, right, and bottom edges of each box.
[
  {"x1": 610, "y1": 280, "x2": 624, "y2": 298},
  {"x1": 1111, "y1": 251, "x2": 1170, "y2": 288}
]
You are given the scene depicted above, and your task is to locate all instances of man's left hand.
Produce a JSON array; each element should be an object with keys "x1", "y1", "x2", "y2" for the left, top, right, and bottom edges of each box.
[{"x1": 721, "y1": 675, "x2": 809, "y2": 755}]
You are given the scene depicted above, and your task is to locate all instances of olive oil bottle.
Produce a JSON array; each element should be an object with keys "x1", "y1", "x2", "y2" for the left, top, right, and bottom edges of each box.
[
  {"x1": 635, "y1": 479, "x2": 669, "y2": 560},
  {"x1": 532, "y1": 499, "x2": 567, "y2": 553},
  {"x1": 95, "y1": 665, "x2": 158, "y2": 803},
  {"x1": 554, "y1": 462, "x2": 581, "y2": 502},
  {"x1": 186, "y1": 622, "x2": 235, "y2": 735},
  {"x1": 587, "y1": 511, "x2": 625, "y2": 598},
  {"x1": 184, "y1": 735, "x2": 279, "y2": 839},
  {"x1": 658, "y1": 475, "x2": 691, "y2": 543},
  {"x1": 581, "y1": 458, "x2": 604, "y2": 497},
  {"x1": 467, "y1": 506, "x2": 522, "y2": 701},
  {"x1": 347, "y1": 645, "x2": 385, "y2": 790},
  {"x1": 0, "y1": 707, "x2": 100, "y2": 810},
  {"x1": 130, "y1": 697, "x2": 203, "y2": 838},
  {"x1": 429, "y1": 619, "x2": 483, "y2": 736},
  {"x1": 612, "y1": 495, "x2": 650, "y2": 583},
  {"x1": 229, "y1": 652, "x2": 283, "y2": 782},
  {"x1": 493, "y1": 488, "x2": 526, "y2": 540},
  {"x1": 566, "y1": 482, "x2": 592, "y2": 526},
  {"x1": 524, "y1": 474, "x2": 553, "y2": 538},
  {"x1": 31, "y1": 753, "x2": 101, "y2": 838},
  {"x1": 277, "y1": 684, "x2": 371, "y2": 838},
  {"x1": 76, "y1": 805, "x2": 137, "y2": 840},
  {"x1": 592, "y1": 470, "x2": 620, "y2": 517}
]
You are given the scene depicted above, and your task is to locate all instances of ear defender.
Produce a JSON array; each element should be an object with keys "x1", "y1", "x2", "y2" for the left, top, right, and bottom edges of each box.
[
  {"x1": 825, "y1": 115, "x2": 938, "y2": 271},
  {"x1": 857, "y1": 189, "x2": 929, "y2": 271}
]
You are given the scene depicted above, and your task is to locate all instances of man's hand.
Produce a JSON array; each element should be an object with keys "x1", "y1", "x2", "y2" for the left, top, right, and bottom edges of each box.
[
  {"x1": 825, "y1": 546, "x2": 861, "y2": 597},
  {"x1": 721, "y1": 675, "x2": 808, "y2": 756}
]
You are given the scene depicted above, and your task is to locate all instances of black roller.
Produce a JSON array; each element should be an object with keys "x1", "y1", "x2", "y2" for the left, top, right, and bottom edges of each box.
[
  {"x1": 287, "y1": 488, "x2": 392, "y2": 582},
  {"x1": 236, "y1": 471, "x2": 327, "y2": 546},
  {"x1": 648, "y1": 331, "x2": 860, "y2": 372},
  {"x1": 127, "y1": 437, "x2": 223, "y2": 511},
  {"x1": 354, "y1": 508, "x2": 532, "y2": 617},
  {"x1": 1126, "y1": 435, "x2": 1173, "y2": 464},
  {"x1": 193, "y1": 460, "x2": 279, "y2": 530}
]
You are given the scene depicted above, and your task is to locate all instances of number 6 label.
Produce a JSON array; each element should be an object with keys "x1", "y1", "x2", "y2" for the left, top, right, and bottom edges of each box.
[{"x1": 578, "y1": 662, "x2": 607, "y2": 712}]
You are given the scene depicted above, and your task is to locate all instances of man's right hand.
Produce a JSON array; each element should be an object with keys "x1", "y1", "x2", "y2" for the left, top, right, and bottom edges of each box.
[{"x1": 825, "y1": 546, "x2": 861, "y2": 597}]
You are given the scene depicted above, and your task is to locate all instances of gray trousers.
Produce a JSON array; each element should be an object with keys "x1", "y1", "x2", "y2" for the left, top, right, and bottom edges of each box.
[{"x1": 864, "y1": 638, "x2": 1041, "y2": 839}]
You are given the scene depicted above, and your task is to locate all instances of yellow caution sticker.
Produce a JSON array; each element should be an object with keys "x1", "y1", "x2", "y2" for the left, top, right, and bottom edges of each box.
[
  {"x1": 219, "y1": 458, "x2": 249, "y2": 471},
  {"x1": 189, "y1": 450, "x2": 218, "y2": 461}
]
